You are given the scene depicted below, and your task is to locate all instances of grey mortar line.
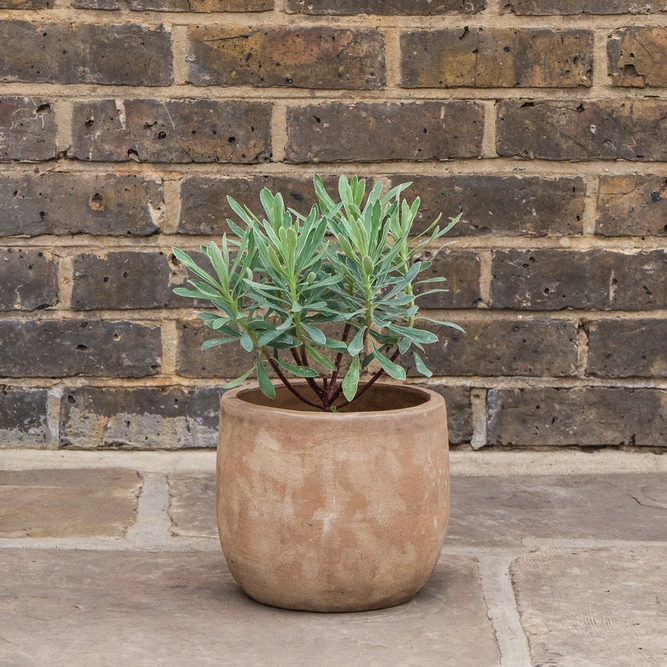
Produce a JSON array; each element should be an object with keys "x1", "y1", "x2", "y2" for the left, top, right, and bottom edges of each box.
[
  {"x1": 125, "y1": 471, "x2": 175, "y2": 548},
  {"x1": 2, "y1": 449, "x2": 667, "y2": 475},
  {"x1": 478, "y1": 554, "x2": 532, "y2": 667}
]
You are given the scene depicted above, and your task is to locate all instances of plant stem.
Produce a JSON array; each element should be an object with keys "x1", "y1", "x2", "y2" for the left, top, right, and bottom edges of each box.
[
  {"x1": 334, "y1": 347, "x2": 400, "y2": 410},
  {"x1": 263, "y1": 353, "x2": 323, "y2": 410},
  {"x1": 327, "y1": 322, "x2": 351, "y2": 402}
]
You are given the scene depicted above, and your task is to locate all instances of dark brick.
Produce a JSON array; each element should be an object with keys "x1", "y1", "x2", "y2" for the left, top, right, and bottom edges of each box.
[
  {"x1": 60, "y1": 386, "x2": 223, "y2": 449},
  {"x1": 497, "y1": 100, "x2": 667, "y2": 161},
  {"x1": 596, "y1": 175, "x2": 667, "y2": 237},
  {"x1": 71, "y1": 100, "x2": 271, "y2": 164},
  {"x1": 587, "y1": 319, "x2": 667, "y2": 378},
  {"x1": 0, "y1": 22, "x2": 171, "y2": 86},
  {"x1": 389, "y1": 175, "x2": 585, "y2": 236},
  {"x1": 0, "y1": 98, "x2": 57, "y2": 162},
  {"x1": 0, "y1": 320, "x2": 161, "y2": 378},
  {"x1": 419, "y1": 384, "x2": 473, "y2": 444},
  {"x1": 177, "y1": 319, "x2": 253, "y2": 379},
  {"x1": 0, "y1": 174, "x2": 163, "y2": 237},
  {"x1": 609, "y1": 28, "x2": 667, "y2": 88},
  {"x1": 72, "y1": 251, "x2": 202, "y2": 311},
  {"x1": 187, "y1": 26, "x2": 384, "y2": 90},
  {"x1": 491, "y1": 249, "x2": 667, "y2": 310},
  {"x1": 414, "y1": 250, "x2": 482, "y2": 309},
  {"x1": 73, "y1": 0, "x2": 271, "y2": 9},
  {"x1": 286, "y1": 0, "x2": 485, "y2": 13},
  {"x1": 403, "y1": 318, "x2": 578, "y2": 377},
  {"x1": 506, "y1": 0, "x2": 667, "y2": 13},
  {"x1": 0, "y1": 388, "x2": 50, "y2": 446},
  {"x1": 401, "y1": 29, "x2": 592, "y2": 88},
  {"x1": 286, "y1": 102, "x2": 484, "y2": 163},
  {"x1": 487, "y1": 387, "x2": 667, "y2": 446},
  {"x1": 0, "y1": 0, "x2": 51, "y2": 6},
  {"x1": 0, "y1": 249, "x2": 57, "y2": 311},
  {"x1": 178, "y1": 174, "x2": 362, "y2": 234}
]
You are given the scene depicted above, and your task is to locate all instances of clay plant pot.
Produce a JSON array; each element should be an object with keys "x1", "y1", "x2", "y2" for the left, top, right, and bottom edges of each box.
[{"x1": 216, "y1": 382, "x2": 449, "y2": 612}]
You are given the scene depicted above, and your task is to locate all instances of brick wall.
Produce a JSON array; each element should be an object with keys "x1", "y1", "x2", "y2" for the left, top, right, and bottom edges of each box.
[{"x1": 0, "y1": 0, "x2": 665, "y2": 449}]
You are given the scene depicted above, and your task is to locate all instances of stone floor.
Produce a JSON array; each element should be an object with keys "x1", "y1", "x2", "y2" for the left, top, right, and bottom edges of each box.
[{"x1": 1, "y1": 449, "x2": 666, "y2": 667}]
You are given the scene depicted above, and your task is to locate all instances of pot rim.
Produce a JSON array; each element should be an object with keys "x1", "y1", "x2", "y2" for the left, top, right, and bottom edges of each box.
[{"x1": 221, "y1": 382, "x2": 444, "y2": 420}]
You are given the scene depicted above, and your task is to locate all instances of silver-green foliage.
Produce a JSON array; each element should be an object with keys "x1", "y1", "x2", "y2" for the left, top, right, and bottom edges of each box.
[{"x1": 173, "y1": 175, "x2": 462, "y2": 411}]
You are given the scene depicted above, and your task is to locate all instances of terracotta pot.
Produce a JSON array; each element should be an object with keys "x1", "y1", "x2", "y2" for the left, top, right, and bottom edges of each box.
[{"x1": 216, "y1": 382, "x2": 449, "y2": 612}]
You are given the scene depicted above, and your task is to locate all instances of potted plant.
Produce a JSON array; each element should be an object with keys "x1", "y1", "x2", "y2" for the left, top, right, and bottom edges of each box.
[{"x1": 173, "y1": 175, "x2": 461, "y2": 612}]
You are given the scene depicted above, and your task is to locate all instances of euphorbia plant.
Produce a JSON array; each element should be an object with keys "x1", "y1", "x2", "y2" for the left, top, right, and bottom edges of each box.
[{"x1": 172, "y1": 175, "x2": 462, "y2": 412}]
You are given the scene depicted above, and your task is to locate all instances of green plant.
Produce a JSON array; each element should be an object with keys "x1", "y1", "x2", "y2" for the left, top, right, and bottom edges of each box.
[{"x1": 172, "y1": 175, "x2": 462, "y2": 412}]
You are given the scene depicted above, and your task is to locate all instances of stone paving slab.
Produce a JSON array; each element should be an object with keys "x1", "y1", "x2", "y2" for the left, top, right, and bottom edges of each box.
[
  {"x1": 512, "y1": 546, "x2": 667, "y2": 667},
  {"x1": 448, "y1": 473, "x2": 667, "y2": 546},
  {"x1": 167, "y1": 471, "x2": 667, "y2": 545},
  {"x1": 0, "y1": 550, "x2": 499, "y2": 667},
  {"x1": 0, "y1": 469, "x2": 142, "y2": 538}
]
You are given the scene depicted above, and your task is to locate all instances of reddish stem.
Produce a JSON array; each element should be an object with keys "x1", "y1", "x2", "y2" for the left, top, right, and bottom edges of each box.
[{"x1": 334, "y1": 347, "x2": 401, "y2": 410}]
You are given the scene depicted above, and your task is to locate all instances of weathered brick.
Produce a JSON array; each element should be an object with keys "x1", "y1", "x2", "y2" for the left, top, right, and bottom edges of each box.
[
  {"x1": 0, "y1": 0, "x2": 51, "y2": 6},
  {"x1": 414, "y1": 250, "x2": 482, "y2": 309},
  {"x1": 505, "y1": 0, "x2": 667, "y2": 13},
  {"x1": 178, "y1": 175, "x2": 362, "y2": 234},
  {"x1": 0, "y1": 249, "x2": 57, "y2": 311},
  {"x1": 401, "y1": 29, "x2": 592, "y2": 88},
  {"x1": 419, "y1": 385, "x2": 473, "y2": 444},
  {"x1": 389, "y1": 175, "x2": 585, "y2": 236},
  {"x1": 609, "y1": 28, "x2": 667, "y2": 88},
  {"x1": 286, "y1": 0, "x2": 486, "y2": 14},
  {"x1": 73, "y1": 0, "x2": 271, "y2": 10},
  {"x1": 60, "y1": 386, "x2": 223, "y2": 449},
  {"x1": 286, "y1": 102, "x2": 484, "y2": 163},
  {"x1": 187, "y1": 26, "x2": 384, "y2": 90},
  {"x1": 0, "y1": 388, "x2": 50, "y2": 447},
  {"x1": 0, "y1": 22, "x2": 171, "y2": 86},
  {"x1": 0, "y1": 320, "x2": 161, "y2": 378},
  {"x1": 491, "y1": 249, "x2": 667, "y2": 310},
  {"x1": 587, "y1": 319, "x2": 667, "y2": 378},
  {"x1": 596, "y1": 175, "x2": 667, "y2": 237},
  {"x1": 71, "y1": 100, "x2": 271, "y2": 163},
  {"x1": 403, "y1": 318, "x2": 578, "y2": 377},
  {"x1": 497, "y1": 99, "x2": 667, "y2": 161},
  {"x1": 176, "y1": 319, "x2": 252, "y2": 379},
  {"x1": 72, "y1": 251, "x2": 200, "y2": 311},
  {"x1": 0, "y1": 174, "x2": 163, "y2": 237},
  {"x1": 487, "y1": 388, "x2": 667, "y2": 446},
  {"x1": 0, "y1": 98, "x2": 57, "y2": 162}
]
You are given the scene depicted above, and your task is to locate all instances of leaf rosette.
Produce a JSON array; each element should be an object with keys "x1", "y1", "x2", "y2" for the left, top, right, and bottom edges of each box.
[{"x1": 173, "y1": 175, "x2": 462, "y2": 411}]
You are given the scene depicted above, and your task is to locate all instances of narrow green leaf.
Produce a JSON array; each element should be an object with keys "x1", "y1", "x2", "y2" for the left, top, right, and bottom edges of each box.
[
  {"x1": 373, "y1": 345, "x2": 406, "y2": 381},
  {"x1": 173, "y1": 288, "x2": 210, "y2": 300},
  {"x1": 258, "y1": 328, "x2": 282, "y2": 347},
  {"x1": 347, "y1": 327, "x2": 365, "y2": 356},
  {"x1": 302, "y1": 323, "x2": 326, "y2": 345},
  {"x1": 342, "y1": 355, "x2": 360, "y2": 402},
  {"x1": 419, "y1": 318, "x2": 466, "y2": 334},
  {"x1": 399, "y1": 337, "x2": 411, "y2": 354},
  {"x1": 223, "y1": 367, "x2": 253, "y2": 389},
  {"x1": 240, "y1": 330, "x2": 253, "y2": 352},
  {"x1": 305, "y1": 345, "x2": 336, "y2": 371},
  {"x1": 201, "y1": 337, "x2": 237, "y2": 350},
  {"x1": 275, "y1": 359, "x2": 319, "y2": 378},
  {"x1": 324, "y1": 338, "x2": 349, "y2": 352},
  {"x1": 388, "y1": 324, "x2": 439, "y2": 344},
  {"x1": 256, "y1": 359, "x2": 276, "y2": 398},
  {"x1": 413, "y1": 351, "x2": 433, "y2": 378}
]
